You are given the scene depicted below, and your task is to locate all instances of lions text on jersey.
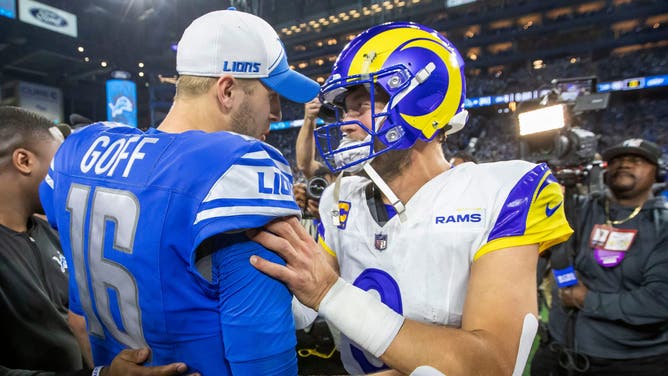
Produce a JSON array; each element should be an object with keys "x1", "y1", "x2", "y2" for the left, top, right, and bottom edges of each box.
[
  {"x1": 317, "y1": 161, "x2": 572, "y2": 374},
  {"x1": 40, "y1": 123, "x2": 300, "y2": 375}
]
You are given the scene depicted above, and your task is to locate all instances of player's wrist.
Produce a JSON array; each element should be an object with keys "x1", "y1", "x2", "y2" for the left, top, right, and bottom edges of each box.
[
  {"x1": 91, "y1": 366, "x2": 105, "y2": 376},
  {"x1": 318, "y1": 277, "x2": 404, "y2": 358},
  {"x1": 313, "y1": 269, "x2": 340, "y2": 311}
]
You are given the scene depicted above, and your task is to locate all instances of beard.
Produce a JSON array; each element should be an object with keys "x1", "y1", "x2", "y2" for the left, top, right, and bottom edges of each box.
[
  {"x1": 229, "y1": 97, "x2": 260, "y2": 140},
  {"x1": 370, "y1": 138, "x2": 412, "y2": 182},
  {"x1": 606, "y1": 171, "x2": 639, "y2": 198}
]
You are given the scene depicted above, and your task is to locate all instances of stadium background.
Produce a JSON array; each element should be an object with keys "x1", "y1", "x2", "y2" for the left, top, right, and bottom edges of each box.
[{"x1": 1, "y1": 0, "x2": 666, "y2": 374}]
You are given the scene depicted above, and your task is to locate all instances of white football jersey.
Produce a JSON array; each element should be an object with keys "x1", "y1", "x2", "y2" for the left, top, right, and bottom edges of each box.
[{"x1": 318, "y1": 160, "x2": 572, "y2": 375}]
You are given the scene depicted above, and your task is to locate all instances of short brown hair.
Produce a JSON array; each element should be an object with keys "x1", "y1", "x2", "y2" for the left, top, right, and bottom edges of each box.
[
  {"x1": 175, "y1": 75, "x2": 257, "y2": 99},
  {"x1": 175, "y1": 75, "x2": 218, "y2": 98}
]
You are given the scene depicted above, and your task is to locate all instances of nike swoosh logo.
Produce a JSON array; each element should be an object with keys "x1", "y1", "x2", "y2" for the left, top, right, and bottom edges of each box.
[{"x1": 546, "y1": 201, "x2": 563, "y2": 217}]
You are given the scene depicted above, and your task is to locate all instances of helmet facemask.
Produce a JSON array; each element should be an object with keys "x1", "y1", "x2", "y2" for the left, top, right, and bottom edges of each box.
[
  {"x1": 316, "y1": 66, "x2": 411, "y2": 173},
  {"x1": 314, "y1": 22, "x2": 467, "y2": 173}
]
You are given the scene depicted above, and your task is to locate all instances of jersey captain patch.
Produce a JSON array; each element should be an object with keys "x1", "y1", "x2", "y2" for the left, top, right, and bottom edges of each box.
[{"x1": 337, "y1": 201, "x2": 351, "y2": 229}]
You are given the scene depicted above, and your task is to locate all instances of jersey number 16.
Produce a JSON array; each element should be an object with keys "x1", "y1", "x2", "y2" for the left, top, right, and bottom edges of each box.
[{"x1": 67, "y1": 184, "x2": 148, "y2": 349}]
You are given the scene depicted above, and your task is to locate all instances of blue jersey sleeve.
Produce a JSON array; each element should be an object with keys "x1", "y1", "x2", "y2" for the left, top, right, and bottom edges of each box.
[
  {"x1": 212, "y1": 237, "x2": 297, "y2": 374},
  {"x1": 192, "y1": 142, "x2": 301, "y2": 248}
]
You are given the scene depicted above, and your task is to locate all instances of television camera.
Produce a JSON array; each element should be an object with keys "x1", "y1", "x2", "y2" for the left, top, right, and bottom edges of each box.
[{"x1": 518, "y1": 76, "x2": 608, "y2": 194}]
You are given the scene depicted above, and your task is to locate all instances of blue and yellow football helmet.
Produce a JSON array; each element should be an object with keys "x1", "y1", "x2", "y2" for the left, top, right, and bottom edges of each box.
[{"x1": 316, "y1": 22, "x2": 467, "y2": 172}]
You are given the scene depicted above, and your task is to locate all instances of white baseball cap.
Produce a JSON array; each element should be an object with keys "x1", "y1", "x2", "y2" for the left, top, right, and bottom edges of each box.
[{"x1": 176, "y1": 8, "x2": 319, "y2": 103}]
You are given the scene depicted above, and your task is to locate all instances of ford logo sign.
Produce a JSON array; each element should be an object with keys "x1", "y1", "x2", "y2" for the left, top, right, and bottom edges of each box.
[{"x1": 30, "y1": 7, "x2": 68, "y2": 27}]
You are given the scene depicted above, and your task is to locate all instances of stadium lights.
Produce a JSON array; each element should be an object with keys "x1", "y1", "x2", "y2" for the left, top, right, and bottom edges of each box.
[
  {"x1": 100, "y1": 61, "x2": 108, "y2": 67},
  {"x1": 77, "y1": 46, "x2": 84, "y2": 52},
  {"x1": 518, "y1": 104, "x2": 566, "y2": 136}
]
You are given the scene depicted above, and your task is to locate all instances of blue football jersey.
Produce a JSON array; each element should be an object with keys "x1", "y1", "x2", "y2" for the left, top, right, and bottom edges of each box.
[{"x1": 40, "y1": 123, "x2": 300, "y2": 375}]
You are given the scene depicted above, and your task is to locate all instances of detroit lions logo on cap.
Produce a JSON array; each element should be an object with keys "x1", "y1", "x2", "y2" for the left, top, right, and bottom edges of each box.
[{"x1": 222, "y1": 61, "x2": 261, "y2": 73}]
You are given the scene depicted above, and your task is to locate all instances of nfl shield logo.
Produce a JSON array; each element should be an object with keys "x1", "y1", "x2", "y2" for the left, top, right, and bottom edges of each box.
[{"x1": 374, "y1": 233, "x2": 387, "y2": 251}]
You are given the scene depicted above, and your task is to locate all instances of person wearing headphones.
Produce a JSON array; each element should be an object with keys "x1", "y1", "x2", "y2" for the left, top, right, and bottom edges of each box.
[{"x1": 531, "y1": 138, "x2": 668, "y2": 375}]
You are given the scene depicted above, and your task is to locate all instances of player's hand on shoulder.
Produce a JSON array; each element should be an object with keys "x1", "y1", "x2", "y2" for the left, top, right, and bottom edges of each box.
[
  {"x1": 249, "y1": 217, "x2": 339, "y2": 309},
  {"x1": 102, "y1": 348, "x2": 199, "y2": 376}
]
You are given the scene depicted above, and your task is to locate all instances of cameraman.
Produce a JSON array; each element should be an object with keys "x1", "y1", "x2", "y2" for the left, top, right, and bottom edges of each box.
[{"x1": 531, "y1": 138, "x2": 668, "y2": 376}]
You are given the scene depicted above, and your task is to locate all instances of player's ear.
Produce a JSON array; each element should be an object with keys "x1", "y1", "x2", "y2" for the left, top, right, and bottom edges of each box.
[
  {"x1": 215, "y1": 75, "x2": 235, "y2": 112},
  {"x1": 12, "y1": 147, "x2": 36, "y2": 175}
]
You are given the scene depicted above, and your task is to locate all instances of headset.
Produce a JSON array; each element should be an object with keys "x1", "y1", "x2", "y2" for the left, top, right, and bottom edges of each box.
[{"x1": 656, "y1": 157, "x2": 667, "y2": 182}]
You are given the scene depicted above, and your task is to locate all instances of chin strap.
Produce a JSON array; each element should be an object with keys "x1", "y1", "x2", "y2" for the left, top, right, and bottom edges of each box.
[
  {"x1": 363, "y1": 163, "x2": 407, "y2": 222},
  {"x1": 329, "y1": 163, "x2": 407, "y2": 226}
]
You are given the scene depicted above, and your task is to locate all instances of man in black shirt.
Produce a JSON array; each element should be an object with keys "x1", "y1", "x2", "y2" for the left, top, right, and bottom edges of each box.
[
  {"x1": 0, "y1": 106, "x2": 192, "y2": 376},
  {"x1": 532, "y1": 138, "x2": 668, "y2": 376}
]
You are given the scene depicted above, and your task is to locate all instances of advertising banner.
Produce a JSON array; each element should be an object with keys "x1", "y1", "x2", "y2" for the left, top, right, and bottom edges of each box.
[
  {"x1": 106, "y1": 79, "x2": 138, "y2": 127},
  {"x1": 18, "y1": 0, "x2": 77, "y2": 37}
]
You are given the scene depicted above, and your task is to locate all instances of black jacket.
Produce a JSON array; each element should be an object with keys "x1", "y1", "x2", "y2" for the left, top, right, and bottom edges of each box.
[
  {"x1": 0, "y1": 216, "x2": 83, "y2": 372},
  {"x1": 547, "y1": 194, "x2": 668, "y2": 359}
]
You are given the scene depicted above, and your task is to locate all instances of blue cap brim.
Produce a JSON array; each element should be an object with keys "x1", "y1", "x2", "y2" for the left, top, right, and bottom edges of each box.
[{"x1": 261, "y1": 58, "x2": 320, "y2": 103}]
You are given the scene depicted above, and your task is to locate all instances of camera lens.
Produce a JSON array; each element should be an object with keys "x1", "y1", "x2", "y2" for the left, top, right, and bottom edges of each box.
[{"x1": 306, "y1": 176, "x2": 329, "y2": 200}]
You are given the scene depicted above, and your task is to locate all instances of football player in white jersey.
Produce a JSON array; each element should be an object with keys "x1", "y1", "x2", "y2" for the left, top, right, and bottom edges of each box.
[{"x1": 251, "y1": 22, "x2": 573, "y2": 376}]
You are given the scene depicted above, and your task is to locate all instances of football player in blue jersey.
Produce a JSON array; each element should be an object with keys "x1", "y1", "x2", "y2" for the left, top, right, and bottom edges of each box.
[
  {"x1": 0, "y1": 106, "x2": 194, "y2": 376},
  {"x1": 250, "y1": 22, "x2": 573, "y2": 375},
  {"x1": 39, "y1": 8, "x2": 319, "y2": 376}
]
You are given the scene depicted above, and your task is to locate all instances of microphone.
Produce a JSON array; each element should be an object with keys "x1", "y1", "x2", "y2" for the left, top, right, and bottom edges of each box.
[{"x1": 551, "y1": 248, "x2": 578, "y2": 288}]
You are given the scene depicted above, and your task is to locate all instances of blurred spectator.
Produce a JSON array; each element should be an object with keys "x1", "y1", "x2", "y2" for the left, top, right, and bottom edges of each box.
[
  {"x1": 531, "y1": 138, "x2": 668, "y2": 376},
  {"x1": 296, "y1": 98, "x2": 324, "y2": 178}
]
